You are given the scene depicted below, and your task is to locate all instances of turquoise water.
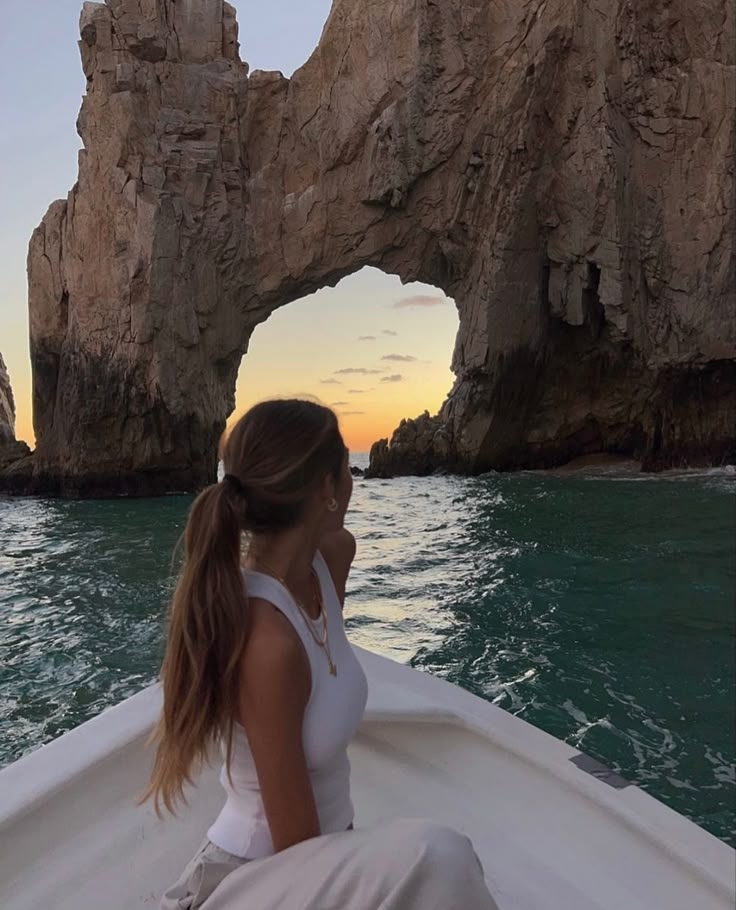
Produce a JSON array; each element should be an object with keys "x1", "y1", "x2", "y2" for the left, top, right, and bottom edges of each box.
[{"x1": 1, "y1": 458, "x2": 734, "y2": 846}]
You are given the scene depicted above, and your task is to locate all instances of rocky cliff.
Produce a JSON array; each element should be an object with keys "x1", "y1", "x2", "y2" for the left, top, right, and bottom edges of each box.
[
  {"x1": 0, "y1": 353, "x2": 31, "y2": 469},
  {"x1": 2, "y1": 0, "x2": 733, "y2": 495}
]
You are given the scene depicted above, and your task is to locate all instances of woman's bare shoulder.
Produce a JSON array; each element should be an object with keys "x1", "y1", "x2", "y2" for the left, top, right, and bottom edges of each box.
[
  {"x1": 319, "y1": 528, "x2": 356, "y2": 581},
  {"x1": 240, "y1": 598, "x2": 310, "y2": 692},
  {"x1": 318, "y1": 530, "x2": 356, "y2": 606},
  {"x1": 319, "y1": 529, "x2": 356, "y2": 569}
]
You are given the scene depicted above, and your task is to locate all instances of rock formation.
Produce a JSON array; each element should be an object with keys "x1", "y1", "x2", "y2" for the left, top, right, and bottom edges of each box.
[
  {"x1": 2, "y1": 0, "x2": 733, "y2": 494},
  {"x1": 0, "y1": 354, "x2": 32, "y2": 469},
  {"x1": 0, "y1": 355, "x2": 14, "y2": 444}
]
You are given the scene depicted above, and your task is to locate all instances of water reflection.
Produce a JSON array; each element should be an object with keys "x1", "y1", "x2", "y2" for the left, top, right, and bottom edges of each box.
[{"x1": 0, "y1": 463, "x2": 734, "y2": 845}]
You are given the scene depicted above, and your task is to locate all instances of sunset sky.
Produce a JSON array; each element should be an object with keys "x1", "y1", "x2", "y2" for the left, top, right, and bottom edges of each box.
[{"x1": 0, "y1": 0, "x2": 458, "y2": 453}]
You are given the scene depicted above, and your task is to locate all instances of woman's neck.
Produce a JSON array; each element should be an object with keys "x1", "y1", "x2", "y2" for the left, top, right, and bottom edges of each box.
[{"x1": 245, "y1": 526, "x2": 321, "y2": 594}]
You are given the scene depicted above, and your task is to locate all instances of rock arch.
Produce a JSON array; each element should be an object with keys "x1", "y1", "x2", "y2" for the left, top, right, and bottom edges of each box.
[{"x1": 3, "y1": 0, "x2": 734, "y2": 495}]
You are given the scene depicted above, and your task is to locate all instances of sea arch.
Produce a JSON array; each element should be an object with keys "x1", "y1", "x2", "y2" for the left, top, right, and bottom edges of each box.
[{"x1": 5, "y1": 0, "x2": 733, "y2": 496}]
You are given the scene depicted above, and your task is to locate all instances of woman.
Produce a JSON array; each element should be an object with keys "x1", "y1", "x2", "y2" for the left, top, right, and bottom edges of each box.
[{"x1": 146, "y1": 399, "x2": 499, "y2": 909}]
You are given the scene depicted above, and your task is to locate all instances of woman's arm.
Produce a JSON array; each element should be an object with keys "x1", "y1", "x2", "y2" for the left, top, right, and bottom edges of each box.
[
  {"x1": 318, "y1": 529, "x2": 356, "y2": 607},
  {"x1": 238, "y1": 599, "x2": 320, "y2": 852}
]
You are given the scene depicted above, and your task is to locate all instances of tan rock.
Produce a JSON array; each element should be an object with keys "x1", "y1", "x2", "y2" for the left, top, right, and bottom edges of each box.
[
  {"x1": 0, "y1": 353, "x2": 31, "y2": 469},
  {"x1": 4, "y1": 0, "x2": 734, "y2": 494},
  {"x1": 0, "y1": 353, "x2": 15, "y2": 445}
]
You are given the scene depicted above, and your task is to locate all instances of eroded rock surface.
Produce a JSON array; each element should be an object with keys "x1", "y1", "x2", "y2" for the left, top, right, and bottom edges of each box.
[
  {"x1": 4, "y1": 0, "x2": 734, "y2": 494},
  {"x1": 0, "y1": 353, "x2": 32, "y2": 470}
]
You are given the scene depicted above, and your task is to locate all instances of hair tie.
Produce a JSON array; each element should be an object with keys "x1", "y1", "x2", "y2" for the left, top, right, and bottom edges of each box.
[{"x1": 223, "y1": 473, "x2": 246, "y2": 497}]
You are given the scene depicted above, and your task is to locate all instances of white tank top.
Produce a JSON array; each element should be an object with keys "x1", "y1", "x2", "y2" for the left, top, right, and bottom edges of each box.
[{"x1": 206, "y1": 549, "x2": 368, "y2": 859}]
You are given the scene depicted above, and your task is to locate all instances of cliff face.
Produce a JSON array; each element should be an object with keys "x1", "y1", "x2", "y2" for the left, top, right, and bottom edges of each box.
[
  {"x1": 0, "y1": 353, "x2": 31, "y2": 469},
  {"x1": 366, "y1": 0, "x2": 736, "y2": 476},
  {"x1": 4, "y1": 0, "x2": 734, "y2": 495},
  {"x1": 0, "y1": 353, "x2": 16, "y2": 446}
]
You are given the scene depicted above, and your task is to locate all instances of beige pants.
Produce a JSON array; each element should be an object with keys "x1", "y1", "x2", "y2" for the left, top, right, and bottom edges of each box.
[
  {"x1": 160, "y1": 818, "x2": 500, "y2": 910},
  {"x1": 160, "y1": 838, "x2": 248, "y2": 909}
]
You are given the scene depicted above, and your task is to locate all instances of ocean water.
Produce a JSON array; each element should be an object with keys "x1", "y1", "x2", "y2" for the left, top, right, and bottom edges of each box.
[{"x1": 0, "y1": 456, "x2": 734, "y2": 846}]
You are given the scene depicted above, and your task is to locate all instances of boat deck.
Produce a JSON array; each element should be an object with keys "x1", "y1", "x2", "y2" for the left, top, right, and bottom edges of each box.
[{"x1": 0, "y1": 649, "x2": 733, "y2": 909}]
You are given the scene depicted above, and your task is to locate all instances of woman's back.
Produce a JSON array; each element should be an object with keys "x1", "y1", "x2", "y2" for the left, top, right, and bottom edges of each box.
[
  {"x1": 206, "y1": 550, "x2": 368, "y2": 859},
  {"x1": 150, "y1": 399, "x2": 497, "y2": 909}
]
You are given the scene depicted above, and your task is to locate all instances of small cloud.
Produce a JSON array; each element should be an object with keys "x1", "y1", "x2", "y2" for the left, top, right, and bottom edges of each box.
[
  {"x1": 341, "y1": 411, "x2": 365, "y2": 416},
  {"x1": 382, "y1": 329, "x2": 398, "y2": 336},
  {"x1": 381, "y1": 374, "x2": 403, "y2": 383},
  {"x1": 335, "y1": 367, "x2": 384, "y2": 375},
  {"x1": 320, "y1": 378, "x2": 342, "y2": 385},
  {"x1": 348, "y1": 389, "x2": 367, "y2": 394},
  {"x1": 358, "y1": 335, "x2": 376, "y2": 341},
  {"x1": 331, "y1": 401, "x2": 349, "y2": 407},
  {"x1": 381, "y1": 354, "x2": 417, "y2": 363},
  {"x1": 393, "y1": 294, "x2": 447, "y2": 309}
]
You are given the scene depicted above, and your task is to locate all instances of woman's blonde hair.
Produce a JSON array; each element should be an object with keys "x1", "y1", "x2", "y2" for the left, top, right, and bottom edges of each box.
[{"x1": 142, "y1": 399, "x2": 346, "y2": 815}]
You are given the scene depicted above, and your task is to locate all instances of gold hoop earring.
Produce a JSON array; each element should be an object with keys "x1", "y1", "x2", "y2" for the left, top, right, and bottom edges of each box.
[{"x1": 327, "y1": 498, "x2": 338, "y2": 512}]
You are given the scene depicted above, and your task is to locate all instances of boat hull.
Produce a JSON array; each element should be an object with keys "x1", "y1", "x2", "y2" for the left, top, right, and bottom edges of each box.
[{"x1": 0, "y1": 648, "x2": 733, "y2": 909}]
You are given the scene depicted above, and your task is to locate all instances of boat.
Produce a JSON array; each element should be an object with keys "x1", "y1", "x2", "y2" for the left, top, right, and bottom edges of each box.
[{"x1": 0, "y1": 646, "x2": 733, "y2": 909}]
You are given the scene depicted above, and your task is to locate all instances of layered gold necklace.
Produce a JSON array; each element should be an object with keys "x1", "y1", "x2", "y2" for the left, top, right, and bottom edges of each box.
[{"x1": 251, "y1": 558, "x2": 337, "y2": 676}]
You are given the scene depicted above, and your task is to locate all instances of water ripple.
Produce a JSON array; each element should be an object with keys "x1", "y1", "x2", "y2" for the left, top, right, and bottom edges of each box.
[{"x1": 0, "y1": 463, "x2": 734, "y2": 846}]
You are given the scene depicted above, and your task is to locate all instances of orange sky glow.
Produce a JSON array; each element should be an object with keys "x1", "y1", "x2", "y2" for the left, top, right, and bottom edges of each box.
[{"x1": 8, "y1": 268, "x2": 458, "y2": 455}]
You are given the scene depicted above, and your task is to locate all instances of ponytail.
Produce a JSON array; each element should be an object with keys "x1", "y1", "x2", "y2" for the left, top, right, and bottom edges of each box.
[
  {"x1": 142, "y1": 398, "x2": 346, "y2": 816},
  {"x1": 141, "y1": 480, "x2": 248, "y2": 816}
]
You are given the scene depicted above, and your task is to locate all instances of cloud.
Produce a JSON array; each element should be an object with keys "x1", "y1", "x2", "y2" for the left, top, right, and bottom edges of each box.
[
  {"x1": 341, "y1": 411, "x2": 366, "y2": 416},
  {"x1": 331, "y1": 401, "x2": 349, "y2": 407},
  {"x1": 320, "y1": 378, "x2": 342, "y2": 385},
  {"x1": 358, "y1": 335, "x2": 376, "y2": 341},
  {"x1": 348, "y1": 389, "x2": 368, "y2": 394},
  {"x1": 381, "y1": 354, "x2": 417, "y2": 363},
  {"x1": 393, "y1": 294, "x2": 447, "y2": 309},
  {"x1": 382, "y1": 329, "x2": 398, "y2": 336},
  {"x1": 335, "y1": 367, "x2": 384, "y2": 375},
  {"x1": 380, "y1": 374, "x2": 404, "y2": 383}
]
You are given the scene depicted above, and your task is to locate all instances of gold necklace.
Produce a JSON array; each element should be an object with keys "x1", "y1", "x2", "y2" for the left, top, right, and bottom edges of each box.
[{"x1": 251, "y1": 558, "x2": 337, "y2": 676}]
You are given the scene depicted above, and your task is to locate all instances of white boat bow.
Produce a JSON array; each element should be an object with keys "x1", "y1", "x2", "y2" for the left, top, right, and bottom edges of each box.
[{"x1": 0, "y1": 647, "x2": 733, "y2": 909}]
